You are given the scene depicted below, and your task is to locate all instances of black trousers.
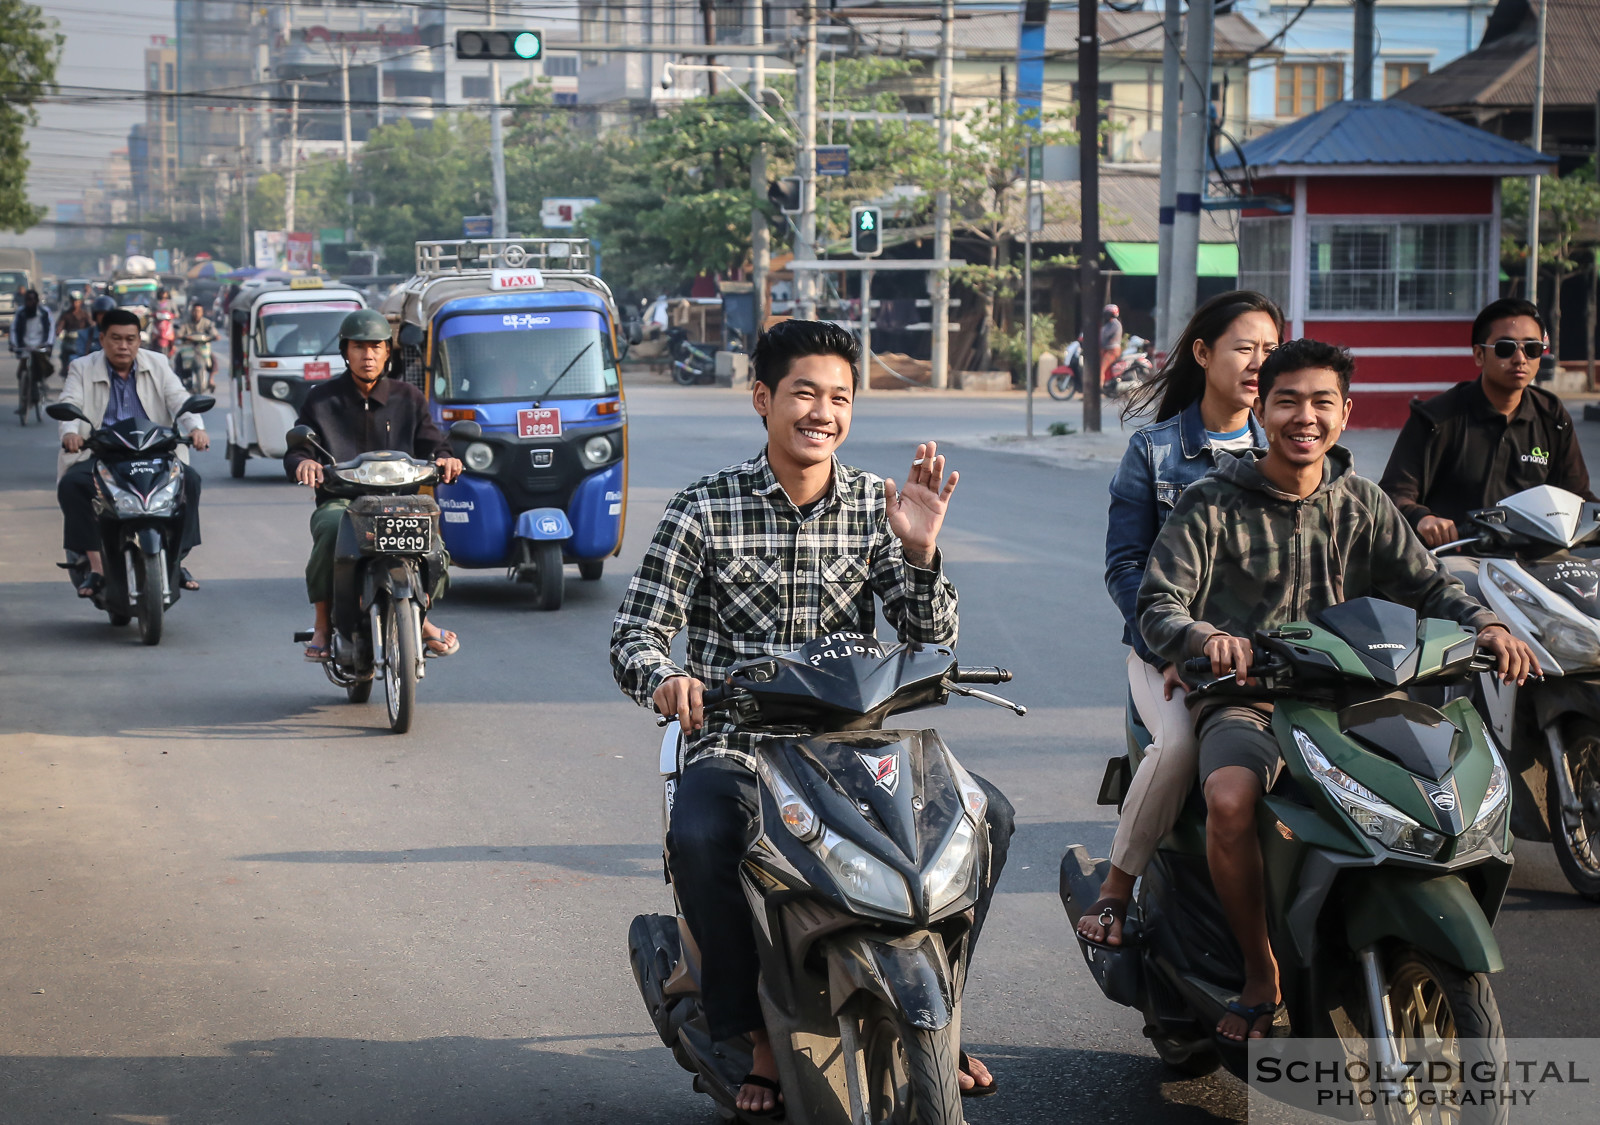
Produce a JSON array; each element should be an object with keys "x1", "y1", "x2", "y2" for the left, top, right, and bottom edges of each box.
[
  {"x1": 58, "y1": 459, "x2": 203, "y2": 559},
  {"x1": 666, "y1": 754, "x2": 1015, "y2": 1042}
]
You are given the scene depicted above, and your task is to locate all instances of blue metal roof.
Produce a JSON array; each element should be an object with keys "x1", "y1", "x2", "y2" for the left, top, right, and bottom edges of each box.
[{"x1": 1216, "y1": 99, "x2": 1555, "y2": 172}]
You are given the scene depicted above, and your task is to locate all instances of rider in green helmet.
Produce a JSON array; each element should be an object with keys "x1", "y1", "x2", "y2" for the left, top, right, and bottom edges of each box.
[{"x1": 283, "y1": 308, "x2": 464, "y2": 662}]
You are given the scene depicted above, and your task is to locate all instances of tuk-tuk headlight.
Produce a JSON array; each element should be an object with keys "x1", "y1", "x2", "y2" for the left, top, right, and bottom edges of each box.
[
  {"x1": 269, "y1": 380, "x2": 292, "y2": 400},
  {"x1": 463, "y1": 442, "x2": 495, "y2": 472},
  {"x1": 582, "y1": 435, "x2": 612, "y2": 465}
]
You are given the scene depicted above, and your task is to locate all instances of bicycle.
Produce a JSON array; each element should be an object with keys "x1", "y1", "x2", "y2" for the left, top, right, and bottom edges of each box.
[{"x1": 15, "y1": 345, "x2": 50, "y2": 425}]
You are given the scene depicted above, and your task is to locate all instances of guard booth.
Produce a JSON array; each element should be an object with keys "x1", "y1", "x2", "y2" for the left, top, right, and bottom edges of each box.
[{"x1": 1222, "y1": 100, "x2": 1554, "y2": 427}]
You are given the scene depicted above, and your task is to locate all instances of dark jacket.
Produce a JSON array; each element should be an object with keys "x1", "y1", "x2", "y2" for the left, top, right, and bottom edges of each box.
[
  {"x1": 283, "y1": 371, "x2": 450, "y2": 505},
  {"x1": 1379, "y1": 379, "x2": 1595, "y2": 529},
  {"x1": 1105, "y1": 400, "x2": 1267, "y2": 664},
  {"x1": 1138, "y1": 447, "x2": 1498, "y2": 667}
]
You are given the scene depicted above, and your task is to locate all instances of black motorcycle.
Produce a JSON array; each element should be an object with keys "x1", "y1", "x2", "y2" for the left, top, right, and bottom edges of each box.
[
  {"x1": 46, "y1": 396, "x2": 214, "y2": 645},
  {"x1": 286, "y1": 422, "x2": 466, "y2": 734},
  {"x1": 666, "y1": 325, "x2": 716, "y2": 386},
  {"x1": 629, "y1": 632, "x2": 1025, "y2": 1125}
]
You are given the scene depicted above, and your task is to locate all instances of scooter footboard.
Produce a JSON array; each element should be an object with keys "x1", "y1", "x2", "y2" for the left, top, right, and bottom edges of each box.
[
  {"x1": 823, "y1": 930, "x2": 953, "y2": 1032},
  {"x1": 1341, "y1": 871, "x2": 1503, "y2": 975}
]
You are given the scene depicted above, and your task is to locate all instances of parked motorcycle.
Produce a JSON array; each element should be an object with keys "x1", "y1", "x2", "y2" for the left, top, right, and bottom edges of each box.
[
  {"x1": 666, "y1": 325, "x2": 716, "y2": 386},
  {"x1": 1061, "y1": 597, "x2": 1510, "y2": 1099},
  {"x1": 1045, "y1": 335, "x2": 1152, "y2": 402},
  {"x1": 285, "y1": 422, "x2": 462, "y2": 734},
  {"x1": 1045, "y1": 337, "x2": 1083, "y2": 401},
  {"x1": 1439, "y1": 484, "x2": 1600, "y2": 900},
  {"x1": 630, "y1": 633, "x2": 1025, "y2": 1125},
  {"x1": 46, "y1": 396, "x2": 214, "y2": 645}
]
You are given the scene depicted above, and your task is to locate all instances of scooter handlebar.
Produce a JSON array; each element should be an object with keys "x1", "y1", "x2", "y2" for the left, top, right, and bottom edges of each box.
[{"x1": 954, "y1": 666, "x2": 1011, "y2": 684}]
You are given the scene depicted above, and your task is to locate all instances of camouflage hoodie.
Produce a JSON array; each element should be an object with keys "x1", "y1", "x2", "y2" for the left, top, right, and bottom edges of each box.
[{"x1": 1137, "y1": 446, "x2": 1499, "y2": 665}]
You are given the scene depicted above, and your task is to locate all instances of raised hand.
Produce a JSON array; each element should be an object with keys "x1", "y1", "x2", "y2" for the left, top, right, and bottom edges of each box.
[{"x1": 884, "y1": 441, "x2": 958, "y2": 569}]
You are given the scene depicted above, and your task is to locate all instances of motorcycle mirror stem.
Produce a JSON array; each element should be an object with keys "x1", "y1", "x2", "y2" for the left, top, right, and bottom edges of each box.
[
  {"x1": 285, "y1": 425, "x2": 337, "y2": 464},
  {"x1": 944, "y1": 681, "x2": 1027, "y2": 716}
]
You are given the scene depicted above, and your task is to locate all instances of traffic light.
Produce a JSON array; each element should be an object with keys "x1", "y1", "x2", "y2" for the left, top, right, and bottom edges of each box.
[
  {"x1": 455, "y1": 28, "x2": 543, "y2": 61},
  {"x1": 851, "y1": 205, "x2": 882, "y2": 258},
  {"x1": 768, "y1": 177, "x2": 801, "y2": 215}
]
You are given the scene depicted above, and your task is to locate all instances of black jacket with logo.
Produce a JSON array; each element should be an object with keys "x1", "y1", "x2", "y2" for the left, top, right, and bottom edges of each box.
[{"x1": 1378, "y1": 378, "x2": 1595, "y2": 529}]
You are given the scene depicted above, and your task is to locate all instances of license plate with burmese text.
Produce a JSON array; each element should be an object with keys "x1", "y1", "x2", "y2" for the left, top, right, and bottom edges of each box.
[
  {"x1": 517, "y1": 408, "x2": 562, "y2": 438},
  {"x1": 373, "y1": 515, "x2": 431, "y2": 554}
]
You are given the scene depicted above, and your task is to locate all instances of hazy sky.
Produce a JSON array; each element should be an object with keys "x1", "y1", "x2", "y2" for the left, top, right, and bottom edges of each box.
[{"x1": 25, "y1": 1, "x2": 177, "y2": 210}]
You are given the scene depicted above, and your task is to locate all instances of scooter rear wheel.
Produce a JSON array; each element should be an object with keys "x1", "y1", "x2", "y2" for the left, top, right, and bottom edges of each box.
[
  {"x1": 1548, "y1": 717, "x2": 1600, "y2": 901},
  {"x1": 346, "y1": 677, "x2": 373, "y2": 704},
  {"x1": 1045, "y1": 370, "x2": 1079, "y2": 402}
]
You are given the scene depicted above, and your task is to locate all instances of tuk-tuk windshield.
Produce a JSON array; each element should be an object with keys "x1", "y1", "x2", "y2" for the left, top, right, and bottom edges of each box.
[
  {"x1": 255, "y1": 301, "x2": 361, "y2": 357},
  {"x1": 436, "y1": 310, "x2": 618, "y2": 402},
  {"x1": 115, "y1": 285, "x2": 156, "y2": 306}
]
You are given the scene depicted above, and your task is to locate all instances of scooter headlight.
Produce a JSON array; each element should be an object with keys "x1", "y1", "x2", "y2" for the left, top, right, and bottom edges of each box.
[
  {"x1": 582, "y1": 435, "x2": 613, "y2": 465},
  {"x1": 1294, "y1": 729, "x2": 1447, "y2": 859},
  {"x1": 923, "y1": 815, "x2": 977, "y2": 915},
  {"x1": 145, "y1": 462, "x2": 184, "y2": 512},
  {"x1": 97, "y1": 462, "x2": 145, "y2": 516},
  {"x1": 1457, "y1": 736, "x2": 1511, "y2": 856},
  {"x1": 1489, "y1": 569, "x2": 1600, "y2": 671},
  {"x1": 334, "y1": 459, "x2": 432, "y2": 487},
  {"x1": 463, "y1": 442, "x2": 495, "y2": 473},
  {"x1": 815, "y1": 829, "x2": 912, "y2": 917}
]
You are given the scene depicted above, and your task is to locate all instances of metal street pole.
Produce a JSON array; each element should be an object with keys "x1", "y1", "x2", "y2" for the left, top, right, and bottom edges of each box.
[
  {"x1": 1154, "y1": 0, "x2": 1180, "y2": 351},
  {"x1": 489, "y1": 1, "x2": 508, "y2": 238},
  {"x1": 1527, "y1": 0, "x2": 1547, "y2": 300},
  {"x1": 284, "y1": 83, "x2": 301, "y2": 235},
  {"x1": 930, "y1": 0, "x2": 954, "y2": 388},
  {"x1": 797, "y1": 0, "x2": 818, "y2": 319},
  {"x1": 1025, "y1": 182, "x2": 1034, "y2": 438},
  {"x1": 749, "y1": 0, "x2": 769, "y2": 330},
  {"x1": 340, "y1": 47, "x2": 353, "y2": 169},
  {"x1": 1078, "y1": 0, "x2": 1101, "y2": 433},
  {"x1": 1168, "y1": 0, "x2": 1213, "y2": 343},
  {"x1": 860, "y1": 267, "x2": 873, "y2": 395},
  {"x1": 1352, "y1": 0, "x2": 1376, "y2": 99},
  {"x1": 238, "y1": 110, "x2": 250, "y2": 268}
]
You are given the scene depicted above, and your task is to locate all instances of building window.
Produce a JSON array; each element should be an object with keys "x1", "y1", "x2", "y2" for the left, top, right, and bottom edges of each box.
[
  {"x1": 554, "y1": 92, "x2": 578, "y2": 107},
  {"x1": 165, "y1": 62, "x2": 174, "y2": 90},
  {"x1": 1276, "y1": 62, "x2": 1342, "y2": 118},
  {"x1": 1384, "y1": 61, "x2": 1429, "y2": 97},
  {"x1": 1238, "y1": 217, "x2": 1293, "y2": 313},
  {"x1": 461, "y1": 76, "x2": 490, "y2": 101},
  {"x1": 148, "y1": 63, "x2": 159, "y2": 89},
  {"x1": 544, "y1": 55, "x2": 578, "y2": 78},
  {"x1": 166, "y1": 96, "x2": 175, "y2": 122},
  {"x1": 1309, "y1": 220, "x2": 1485, "y2": 315}
]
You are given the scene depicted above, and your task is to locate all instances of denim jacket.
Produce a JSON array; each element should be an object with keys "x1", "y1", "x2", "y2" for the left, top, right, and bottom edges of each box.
[{"x1": 1104, "y1": 400, "x2": 1266, "y2": 664}]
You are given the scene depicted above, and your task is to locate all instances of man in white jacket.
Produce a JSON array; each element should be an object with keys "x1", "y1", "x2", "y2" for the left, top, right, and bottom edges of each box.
[{"x1": 57, "y1": 309, "x2": 210, "y2": 596}]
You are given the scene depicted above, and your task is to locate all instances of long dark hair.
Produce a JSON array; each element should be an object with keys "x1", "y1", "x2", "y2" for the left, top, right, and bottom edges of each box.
[{"x1": 1122, "y1": 290, "x2": 1285, "y2": 423}]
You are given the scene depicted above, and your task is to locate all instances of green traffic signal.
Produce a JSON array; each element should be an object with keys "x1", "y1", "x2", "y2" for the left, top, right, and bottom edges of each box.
[
  {"x1": 858, "y1": 211, "x2": 876, "y2": 232},
  {"x1": 513, "y1": 31, "x2": 541, "y2": 59}
]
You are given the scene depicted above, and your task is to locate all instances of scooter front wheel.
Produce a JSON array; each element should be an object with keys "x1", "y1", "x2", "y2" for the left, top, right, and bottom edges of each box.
[
  {"x1": 1548, "y1": 717, "x2": 1600, "y2": 900},
  {"x1": 861, "y1": 1010, "x2": 962, "y2": 1125},
  {"x1": 383, "y1": 596, "x2": 420, "y2": 733},
  {"x1": 137, "y1": 551, "x2": 164, "y2": 646},
  {"x1": 1380, "y1": 950, "x2": 1506, "y2": 1125}
]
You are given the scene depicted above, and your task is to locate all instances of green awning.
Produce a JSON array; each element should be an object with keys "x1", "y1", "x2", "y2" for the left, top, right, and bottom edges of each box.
[{"x1": 1104, "y1": 242, "x2": 1239, "y2": 277}]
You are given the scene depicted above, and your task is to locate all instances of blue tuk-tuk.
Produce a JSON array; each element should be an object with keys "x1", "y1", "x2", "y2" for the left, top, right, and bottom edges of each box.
[{"x1": 383, "y1": 238, "x2": 629, "y2": 609}]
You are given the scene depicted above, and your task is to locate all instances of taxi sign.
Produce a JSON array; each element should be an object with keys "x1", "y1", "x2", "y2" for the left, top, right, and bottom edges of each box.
[
  {"x1": 289, "y1": 277, "x2": 324, "y2": 289},
  {"x1": 491, "y1": 269, "x2": 545, "y2": 291}
]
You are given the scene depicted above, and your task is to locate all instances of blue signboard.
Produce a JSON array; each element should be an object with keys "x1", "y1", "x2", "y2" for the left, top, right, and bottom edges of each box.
[
  {"x1": 463, "y1": 214, "x2": 493, "y2": 238},
  {"x1": 816, "y1": 146, "x2": 850, "y2": 177}
]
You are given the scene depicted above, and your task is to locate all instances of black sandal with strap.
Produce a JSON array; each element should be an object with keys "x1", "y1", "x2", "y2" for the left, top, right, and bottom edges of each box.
[
  {"x1": 76, "y1": 570, "x2": 104, "y2": 599},
  {"x1": 736, "y1": 1073, "x2": 786, "y2": 1120},
  {"x1": 959, "y1": 1050, "x2": 999, "y2": 1098},
  {"x1": 1218, "y1": 999, "x2": 1281, "y2": 1042}
]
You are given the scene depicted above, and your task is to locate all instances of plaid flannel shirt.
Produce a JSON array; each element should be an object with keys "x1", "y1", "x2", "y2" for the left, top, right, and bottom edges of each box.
[{"x1": 610, "y1": 448, "x2": 959, "y2": 772}]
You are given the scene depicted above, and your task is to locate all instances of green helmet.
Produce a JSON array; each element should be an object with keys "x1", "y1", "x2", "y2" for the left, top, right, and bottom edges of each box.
[{"x1": 339, "y1": 308, "x2": 392, "y2": 343}]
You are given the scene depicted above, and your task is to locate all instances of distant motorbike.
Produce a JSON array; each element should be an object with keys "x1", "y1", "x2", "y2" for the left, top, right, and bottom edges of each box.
[
  {"x1": 174, "y1": 330, "x2": 214, "y2": 394},
  {"x1": 150, "y1": 310, "x2": 176, "y2": 357},
  {"x1": 1046, "y1": 336, "x2": 1152, "y2": 402},
  {"x1": 1046, "y1": 337, "x2": 1084, "y2": 401},
  {"x1": 286, "y1": 422, "x2": 461, "y2": 734},
  {"x1": 46, "y1": 395, "x2": 214, "y2": 645},
  {"x1": 666, "y1": 326, "x2": 716, "y2": 386}
]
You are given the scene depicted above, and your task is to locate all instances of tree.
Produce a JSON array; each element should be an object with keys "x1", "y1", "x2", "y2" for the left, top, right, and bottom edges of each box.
[
  {"x1": 351, "y1": 115, "x2": 491, "y2": 270},
  {"x1": 1502, "y1": 168, "x2": 1600, "y2": 361},
  {"x1": 0, "y1": 0, "x2": 62, "y2": 231},
  {"x1": 502, "y1": 79, "x2": 624, "y2": 237}
]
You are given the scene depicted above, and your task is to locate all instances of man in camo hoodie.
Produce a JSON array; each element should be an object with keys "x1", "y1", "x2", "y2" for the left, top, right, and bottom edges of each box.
[{"x1": 1136, "y1": 338, "x2": 1539, "y2": 1043}]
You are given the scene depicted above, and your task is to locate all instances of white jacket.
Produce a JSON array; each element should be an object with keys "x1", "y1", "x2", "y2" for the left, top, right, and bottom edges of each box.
[{"x1": 57, "y1": 347, "x2": 205, "y2": 481}]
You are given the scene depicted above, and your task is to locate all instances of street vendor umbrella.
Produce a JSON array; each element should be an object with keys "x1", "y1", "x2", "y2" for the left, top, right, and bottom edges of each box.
[{"x1": 186, "y1": 259, "x2": 233, "y2": 278}]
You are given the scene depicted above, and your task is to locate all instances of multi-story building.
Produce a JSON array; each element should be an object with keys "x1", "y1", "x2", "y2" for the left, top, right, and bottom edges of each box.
[
  {"x1": 175, "y1": 0, "x2": 264, "y2": 169},
  {"x1": 133, "y1": 37, "x2": 178, "y2": 219}
]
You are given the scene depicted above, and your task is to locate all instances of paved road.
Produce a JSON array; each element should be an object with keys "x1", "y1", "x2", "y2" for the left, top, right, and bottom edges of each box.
[{"x1": 2, "y1": 378, "x2": 1597, "y2": 1124}]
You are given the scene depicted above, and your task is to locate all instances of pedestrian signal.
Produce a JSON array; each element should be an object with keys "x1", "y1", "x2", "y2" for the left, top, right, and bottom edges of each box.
[
  {"x1": 851, "y1": 205, "x2": 882, "y2": 257},
  {"x1": 456, "y1": 29, "x2": 543, "y2": 61}
]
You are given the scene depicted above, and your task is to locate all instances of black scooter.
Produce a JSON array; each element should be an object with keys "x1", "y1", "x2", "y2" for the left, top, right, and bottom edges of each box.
[
  {"x1": 286, "y1": 422, "x2": 471, "y2": 734},
  {"x1": 667, "y1": 326, "x2": 717, "y2": 385},
  {"x1": 47, "y1": 397, "x2": 213, "y2": 645},
  {"x1": 629, "y1": 632, "x2": 1025, "y2": 1125}
]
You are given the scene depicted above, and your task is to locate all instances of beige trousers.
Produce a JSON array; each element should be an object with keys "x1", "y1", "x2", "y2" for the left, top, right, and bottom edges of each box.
[{"x1": 1110, "y1": 649, "x2": 1200, "y2": 875}]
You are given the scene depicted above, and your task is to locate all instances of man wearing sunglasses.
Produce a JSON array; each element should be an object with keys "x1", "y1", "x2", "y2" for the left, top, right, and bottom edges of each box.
[{"x1": 1380, "y1": 297, "x2": 1594, "y2": 554}]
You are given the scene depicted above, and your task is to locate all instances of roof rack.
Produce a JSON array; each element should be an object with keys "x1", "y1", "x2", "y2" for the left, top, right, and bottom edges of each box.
[{"x1": 414, "y1": 237, "x2": 594, "y2": 278}]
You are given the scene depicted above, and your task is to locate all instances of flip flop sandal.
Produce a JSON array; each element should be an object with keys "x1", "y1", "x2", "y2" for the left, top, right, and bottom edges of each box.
[
  {"x1": 423, "y1": 632, "x2": 460, "y2": 659},
  {"x1": 180, "y1": 568, "x2": 199, "y2": 590},
  {"x1": 76, "y1": 571, "x2": 104, "y2": 598},
  {"x1": 1077, "y1": 895, "x2": 1129, "y2": 950},
  {"x1": 1218, "y1": 999, "x2": 1281, "y2": 1042},
  {"x1": 303, "y1": 644, "x2": 332, "y2": 663},
  {"x1": 736, "y1": 1073, "x2": 785, "y2": 1120},
  {"x1": 959, "y1": 1051, "x2": 999, "y2": 1098}
]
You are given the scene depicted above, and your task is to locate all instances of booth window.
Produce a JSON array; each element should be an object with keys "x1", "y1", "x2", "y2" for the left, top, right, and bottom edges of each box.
[
  {"x1": 1309, "y1": 220, "x2": 1485, "y2": 315},
  {"x1": 1238, "y1": 217, "x2": 1292, "y2": 312}
]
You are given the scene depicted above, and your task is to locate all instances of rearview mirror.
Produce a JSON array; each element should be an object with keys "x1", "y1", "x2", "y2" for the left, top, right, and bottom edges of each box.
[
  {"x1": 449, "y1": 419, "x2": 482, "y2": 440},
  {"x1": 178, "y1": 395, "x2": 216, "y2": 416},
  {"x1": 46, "y1": 401, "x2": 89, "y2": 424},
  {"x1": 398, "y1": 323, "x2": 425, "y2": 348},
  {"x1": 285, "y1": 425, "x2": 316, "y2": 450}
]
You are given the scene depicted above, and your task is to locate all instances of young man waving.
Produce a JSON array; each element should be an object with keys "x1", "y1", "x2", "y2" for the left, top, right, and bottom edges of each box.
[{"x1": 610, "y1": 319, "x2": 1013, "y2": 1115}]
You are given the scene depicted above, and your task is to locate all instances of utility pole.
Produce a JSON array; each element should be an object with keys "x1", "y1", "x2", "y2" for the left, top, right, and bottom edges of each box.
[
  {"x1": 930, "y1": 0, "x2": 954, "y2": 388},
  {"x1": 340, "y1": 46, "x2": 353, "y2": 169},
  {"x1": 488, "y1": 0, "x2": 508, "y2": 238},
  {"x1": 1154, "y1": 0, "x2": 1180, "y2": 352},
  {"x1": 797, "y1": 0, "x2": 818, "y2": 319},
  {"x1": 238, "y1": 110, "x2": 250, "y2": 269},
  {"x1": 860, "y1": 267, "x2": 874, "y2": 394},
  {"x1": 284, "y1": 82, "x2": 303, "y2": 235},
  {"x1": 1527, "y1": 0, "x2": 1547, "y2": 301},
  {"x1": 749, "y1": 0, "x2": 768, "y2": 328},
  {"x1": 1078, "y1": 0, "x2": 1101, "y2": 433},
  {"x1": 1168, "y1": 0, "x2": 1213, "y2": 346},
  {"x1": 1352, "y1": 0, "x2": 1376, "y2": 99}
]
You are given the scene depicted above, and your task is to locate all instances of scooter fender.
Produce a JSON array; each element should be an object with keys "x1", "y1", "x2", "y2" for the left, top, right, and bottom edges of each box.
[
  {"x1": 1341, "y1": 870, "x2": 1503, "y2": 975},
  {"x1": 825, "y1": 931, "x2": 953, "y2": 1031},
  {"x1": 514, "y1": 507, "x2": 573, "y2": 542},
  {"x1": 135, "y1": 527, "x2": 163, "y2": 557},
  {"x1": 362, "y1": 561, "x2": 418, "y2": 610}
]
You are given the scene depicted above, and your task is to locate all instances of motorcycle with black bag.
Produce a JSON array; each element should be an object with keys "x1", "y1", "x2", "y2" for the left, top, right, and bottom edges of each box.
[
  {"x1": 629, "y1": 632, "x2": 1025, "y2": 1125},
  {"x1": 1061, "y1": 598, "x2": 1513, "y2": 1121},
  {"x1": 285, "y1": 422, "x2": 470, "y2": 734},
  {"x1": 46, "y1": 395, "x2": 214, "y2": 645}
]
